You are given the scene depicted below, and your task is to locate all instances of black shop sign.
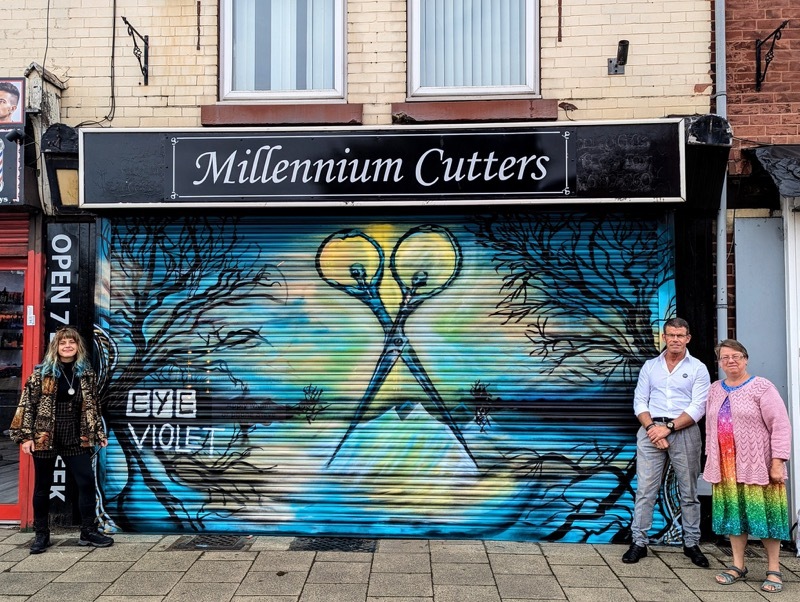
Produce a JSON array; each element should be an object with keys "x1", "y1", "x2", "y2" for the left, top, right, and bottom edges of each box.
[{"x1": 80, "y1": 120, "x2": 685, "y2": 208}]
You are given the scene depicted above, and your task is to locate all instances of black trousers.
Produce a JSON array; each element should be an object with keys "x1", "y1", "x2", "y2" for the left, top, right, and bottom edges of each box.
[{"x1": 32, "y1": 452, "x2": 96, "y2": 525}]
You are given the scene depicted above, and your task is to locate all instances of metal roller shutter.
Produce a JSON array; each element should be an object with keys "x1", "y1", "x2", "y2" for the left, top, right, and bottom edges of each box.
[{"x1": 97, "y1": 209, "x2": 676, "y2": 542}]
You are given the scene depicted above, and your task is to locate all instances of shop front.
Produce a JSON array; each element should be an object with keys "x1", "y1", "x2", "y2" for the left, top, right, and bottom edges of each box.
[
  {"x1": 74, "y1": 118, "x2": 728, "y2": 542},
  {"x1": 0, "y1": 76, "x2": 45, "y2": 525}
]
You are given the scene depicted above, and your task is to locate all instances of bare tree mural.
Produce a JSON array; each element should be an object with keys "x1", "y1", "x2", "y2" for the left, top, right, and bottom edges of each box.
[
  {"x1": 470, "y1": 213, "x2": 673, "y2": 384},
  {"x1": 103, "y1": 216, "x2": 291, "y2": 529},
  {"x1": 470, "y1": 212, "x2": 678, "y2": 543}
]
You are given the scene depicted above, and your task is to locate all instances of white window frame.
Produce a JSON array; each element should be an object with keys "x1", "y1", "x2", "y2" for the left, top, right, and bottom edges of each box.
[
  {"x1": 408, "y1": 0, "x2": 539, "y2": 99},
  {"x1": 220, "y1": 0, "x2": 346, "y2": 102}
]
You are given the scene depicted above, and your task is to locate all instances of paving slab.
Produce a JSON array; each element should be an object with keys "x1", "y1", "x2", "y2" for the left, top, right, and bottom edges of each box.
[
  {"x1": 0, "y1": 571, "x2": 59, "y2": 596},
  {"x1": 315, "y1": 551, "x2": 373, "y2": 562},
  {"x1": 236, "y1": 570, "x2": 307, "y2": 596},
  {"x1": 250, "y1": 550, "x2": 315, "y2": 573},
  {"x1": 163, "y1": 580, "x2": 239, "y2": 602},
  {"x1": 299, "y1": 582, "x2": 368, "y2": 602},
  {"x1": 106, "y1": 533, "x2": 164, "y2": 543},
  {"x1": 231, "y1": 597, "x2": 296, "y2": 602},
  {"x1": 96, "y1": 597, "x2": 164, "y2": 602},
  {"x1": 551, "y1": 563, "x2": 624, "y2": 588},
  {"x1": 484, "y1": 540, "x2": 543, "y2": 555},
  {"x1": 672, "y1": 567, "x2": 741, "y2": 591},
  {"x1": 10, "y1": 548, "x2": 88, "y2": 572},
  {"x1": 371, "y1": 552, "x2": 431, "y2": 573},
  {"x1": 622, "y1": 576, "x2": 704, "y2": 601},
  {"x1": 306, "y1": 560, "x2": 371, "y2": 583},
  {"x1": 200, "y1": 550, "x2": 259, "y2": 561},
  {"x1": 368, "y1": 572, "x2": 433, "y2": 597},
  {"x1": 102, "y1": 570, "x2": 183, "y2": 596},
  {"x1": 151, "y1": 535, "x2": 182, "y2": 551},
  {"x1": 86, "y1": 542, "x2": 173, "y2": 562},
  {"x1": 366, "y1": 598, "x2": 432, "y2": 602},
  {"x1": 561, "y1": 587, "x2": 635, "y2": 602},
  {"x1": 53, "y1": 560, "x2": 133, "y2": 582},
  {"x1": 495, "y1": 574, "x2": 566, "y2": 599},
  {"x1": 130, "y1": 550, "x2": 202, "y2": 572},
  {"x1": 430, "y1": 545, "x2": 488, "y2": 564},
  {"x1": 181, "y1": 559, "x2": 253, "y2": 582},
  {"x1": 432, "y1": 562, "x2": 495, "y2": 585},
  {"x1": 376, "y1": 539, "x2": 429, "y2": 554},
  {"x1": 0, "y1": 547, "x2": 30, "y2": 562},
  {"x1": 694, "y1": 592, "x2": 775, "y2": 602},
  {"x1": 488, "y1": 552, "x2": 552, "y2": 575},
  {"x1": 0, "y1": 533, "x2": 34, "y2": 546},
  {"x1": 432, "y1": 584, "x2": 501, "y2": 602},
  {"x1": 247, "y1": 536, "x2": 294, "y2": 551},
  {"x1": 607, "y1": 554, "x2": 675, "y2": 578},
  {"x1": 540, "y1": 544, "x2": 606, "y2": 566},
  {"x1": 25, "y1": 580, "x2": 109, "y2": 602}
]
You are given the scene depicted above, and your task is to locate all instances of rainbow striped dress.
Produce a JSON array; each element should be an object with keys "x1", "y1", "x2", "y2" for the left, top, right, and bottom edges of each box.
[{"x1": 712, "y1": 377, "x2": 790, "y2": 539}]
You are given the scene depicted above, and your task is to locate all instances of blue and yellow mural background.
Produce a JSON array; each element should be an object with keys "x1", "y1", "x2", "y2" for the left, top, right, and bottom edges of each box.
[{"x1": 93, "y1": 211, "x2": 679, "y2": 542}]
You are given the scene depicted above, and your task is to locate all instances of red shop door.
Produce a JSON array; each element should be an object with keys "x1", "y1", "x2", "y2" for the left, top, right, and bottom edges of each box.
[{"x1": 0, "y1": 216, "x2": 43, "y2": 526}]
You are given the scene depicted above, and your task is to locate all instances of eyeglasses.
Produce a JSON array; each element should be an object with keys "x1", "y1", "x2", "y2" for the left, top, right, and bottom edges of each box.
[
  {"x1": 718, "y1": 354, "x2": 745, "y2": 362},
  {"x1": 664, "y1": 333, "x2": 688, "y2": 339}
]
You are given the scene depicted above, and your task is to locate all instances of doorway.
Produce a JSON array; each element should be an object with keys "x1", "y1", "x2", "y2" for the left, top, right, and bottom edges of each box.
[{"x1": 0, "y1": 269, "x2": 24, "y2": 510}]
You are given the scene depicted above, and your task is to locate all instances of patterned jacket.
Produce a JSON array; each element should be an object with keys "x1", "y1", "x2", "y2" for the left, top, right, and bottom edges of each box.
[
  {"x1": 703, "y1": 376, "x2": 791, "y2": 486},
  {"x1": 9, "y1": 365, "x2": 106, "y2": 451}
]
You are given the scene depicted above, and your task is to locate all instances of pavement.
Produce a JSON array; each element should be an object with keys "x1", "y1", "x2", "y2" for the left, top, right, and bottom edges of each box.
[{"x1": 0, "y1": 526, "x2": 797, "y2": 601}]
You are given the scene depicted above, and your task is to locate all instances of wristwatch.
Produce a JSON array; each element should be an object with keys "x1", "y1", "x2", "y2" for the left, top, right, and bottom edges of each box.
[{"x1": 666, "y1": 421, "x2": 676, "y2": 432}]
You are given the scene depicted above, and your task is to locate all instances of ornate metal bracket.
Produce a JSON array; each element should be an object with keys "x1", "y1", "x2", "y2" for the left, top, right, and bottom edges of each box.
[
  {"x1": 121, "y1": 16, "x2": 149, "y2": 85},
  {"x1": 755, "y1": 20, "x2": 788, "y2": 92}
]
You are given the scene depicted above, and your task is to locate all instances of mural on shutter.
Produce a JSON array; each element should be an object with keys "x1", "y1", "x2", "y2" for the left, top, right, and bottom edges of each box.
[{"x1": 94, "y1": 210, "x2": 678, "y2": 543}]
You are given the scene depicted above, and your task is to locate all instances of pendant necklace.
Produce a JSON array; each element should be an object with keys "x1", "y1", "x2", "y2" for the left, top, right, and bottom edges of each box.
[{"x1": 63, "y1": 365, "x2": 77, "y2": 396}]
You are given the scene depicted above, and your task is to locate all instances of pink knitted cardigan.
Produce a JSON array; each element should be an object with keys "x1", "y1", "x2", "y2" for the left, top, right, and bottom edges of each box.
[{"x1": 703, "y1": 376, "x2": 791, "y2": 485}]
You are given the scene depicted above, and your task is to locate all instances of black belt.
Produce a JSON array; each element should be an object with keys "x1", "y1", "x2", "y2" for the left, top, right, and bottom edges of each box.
[{"x1": 651, "y1": 417, "x2": 674, "y2": 423}]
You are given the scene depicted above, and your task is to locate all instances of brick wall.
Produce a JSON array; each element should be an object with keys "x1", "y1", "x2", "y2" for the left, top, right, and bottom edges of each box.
[
  {"x1": 723, "y1": 0, "x2": 800, "y2": 175},
  {"x1": 0, "y1": 0, "x2": 714, "y2": 127}
]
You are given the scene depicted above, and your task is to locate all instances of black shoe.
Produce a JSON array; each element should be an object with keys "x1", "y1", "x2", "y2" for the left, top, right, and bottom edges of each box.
[
  {"x1": 79, "y1": 529, "x2": 114, "y2": 548},
  {"x1": 683, "y1": 544, "x2": 709, "y2": 567},
  {"x1": 622, "y1": 543, "x2": 647, "y2": 563},
  {"x1": 29, "y1": 531, "x2": 52, "y2": 554}
]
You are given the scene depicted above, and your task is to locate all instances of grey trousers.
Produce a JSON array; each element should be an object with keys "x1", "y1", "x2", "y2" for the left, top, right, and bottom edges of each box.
[{"x1": 630, "y1": 423, "x2": 702, "y2": 547}]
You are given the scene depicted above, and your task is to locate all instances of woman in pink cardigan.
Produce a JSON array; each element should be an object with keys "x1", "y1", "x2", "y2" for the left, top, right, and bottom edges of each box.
[{"x1": 704, "y1": 339, "x2": 791, "y2": 593}]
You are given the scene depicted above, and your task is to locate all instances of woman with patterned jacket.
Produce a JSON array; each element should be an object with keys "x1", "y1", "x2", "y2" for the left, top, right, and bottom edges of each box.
[
  {"x1": 704, "y1": 339, "x2": 791, "y2": 594},
  {"x1": 9, "y1": 326, "x2": 114, "y2": 553}
]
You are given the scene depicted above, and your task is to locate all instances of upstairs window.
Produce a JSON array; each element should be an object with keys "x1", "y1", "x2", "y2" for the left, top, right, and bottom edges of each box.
[
  {"x1": 221, "y1": 0, "x2": 345, "y2": 101},
  {"x1": 409, "y1": 0, "x2": 539, "y2": 98}
]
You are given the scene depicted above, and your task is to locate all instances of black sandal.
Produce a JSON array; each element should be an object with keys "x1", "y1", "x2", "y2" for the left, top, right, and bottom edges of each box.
[{"x1": 716, "y1": 565, "x2": 747, "y2": 585}]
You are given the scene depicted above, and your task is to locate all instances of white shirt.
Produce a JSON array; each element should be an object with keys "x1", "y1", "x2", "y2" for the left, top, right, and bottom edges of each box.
[{"x1": 632, "y1": 349, "x2": 709, "y2": 423}]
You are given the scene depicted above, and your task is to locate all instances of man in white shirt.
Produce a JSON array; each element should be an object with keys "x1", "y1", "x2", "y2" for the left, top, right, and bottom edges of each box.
[{"x1": 621, "y1": 318, "x2": 711, "y2": 567}]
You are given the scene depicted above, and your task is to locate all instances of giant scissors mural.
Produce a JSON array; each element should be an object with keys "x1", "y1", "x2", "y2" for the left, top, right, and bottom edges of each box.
[
  {"x1": 316, "y1": 224, "x2": 475, "y2": 467},
  {"x1": 94, "y1": 212, "x2": 684, "y2": 542}
]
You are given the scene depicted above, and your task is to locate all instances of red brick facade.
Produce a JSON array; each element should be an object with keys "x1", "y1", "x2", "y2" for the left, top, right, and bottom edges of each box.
[{"x1": 721, "y1": 0, "x2": 800, "y2": 175}]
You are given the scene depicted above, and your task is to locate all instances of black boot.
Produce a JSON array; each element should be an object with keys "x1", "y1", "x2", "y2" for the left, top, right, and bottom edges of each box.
[
  {"x1": 79, "y1": 519, "x2": 114, "y2": 548},
  {"x1": 30, "y1": 519, "x2": 52, "y2": 554}
]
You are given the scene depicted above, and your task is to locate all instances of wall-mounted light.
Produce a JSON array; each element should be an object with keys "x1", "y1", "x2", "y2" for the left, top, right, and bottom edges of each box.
[
  {"x1": 4, "y1": 129, "x2": 25, "y2": 143},
  {"x1": 608, "y1": 40, "x2": 630, "y2": 75}
]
